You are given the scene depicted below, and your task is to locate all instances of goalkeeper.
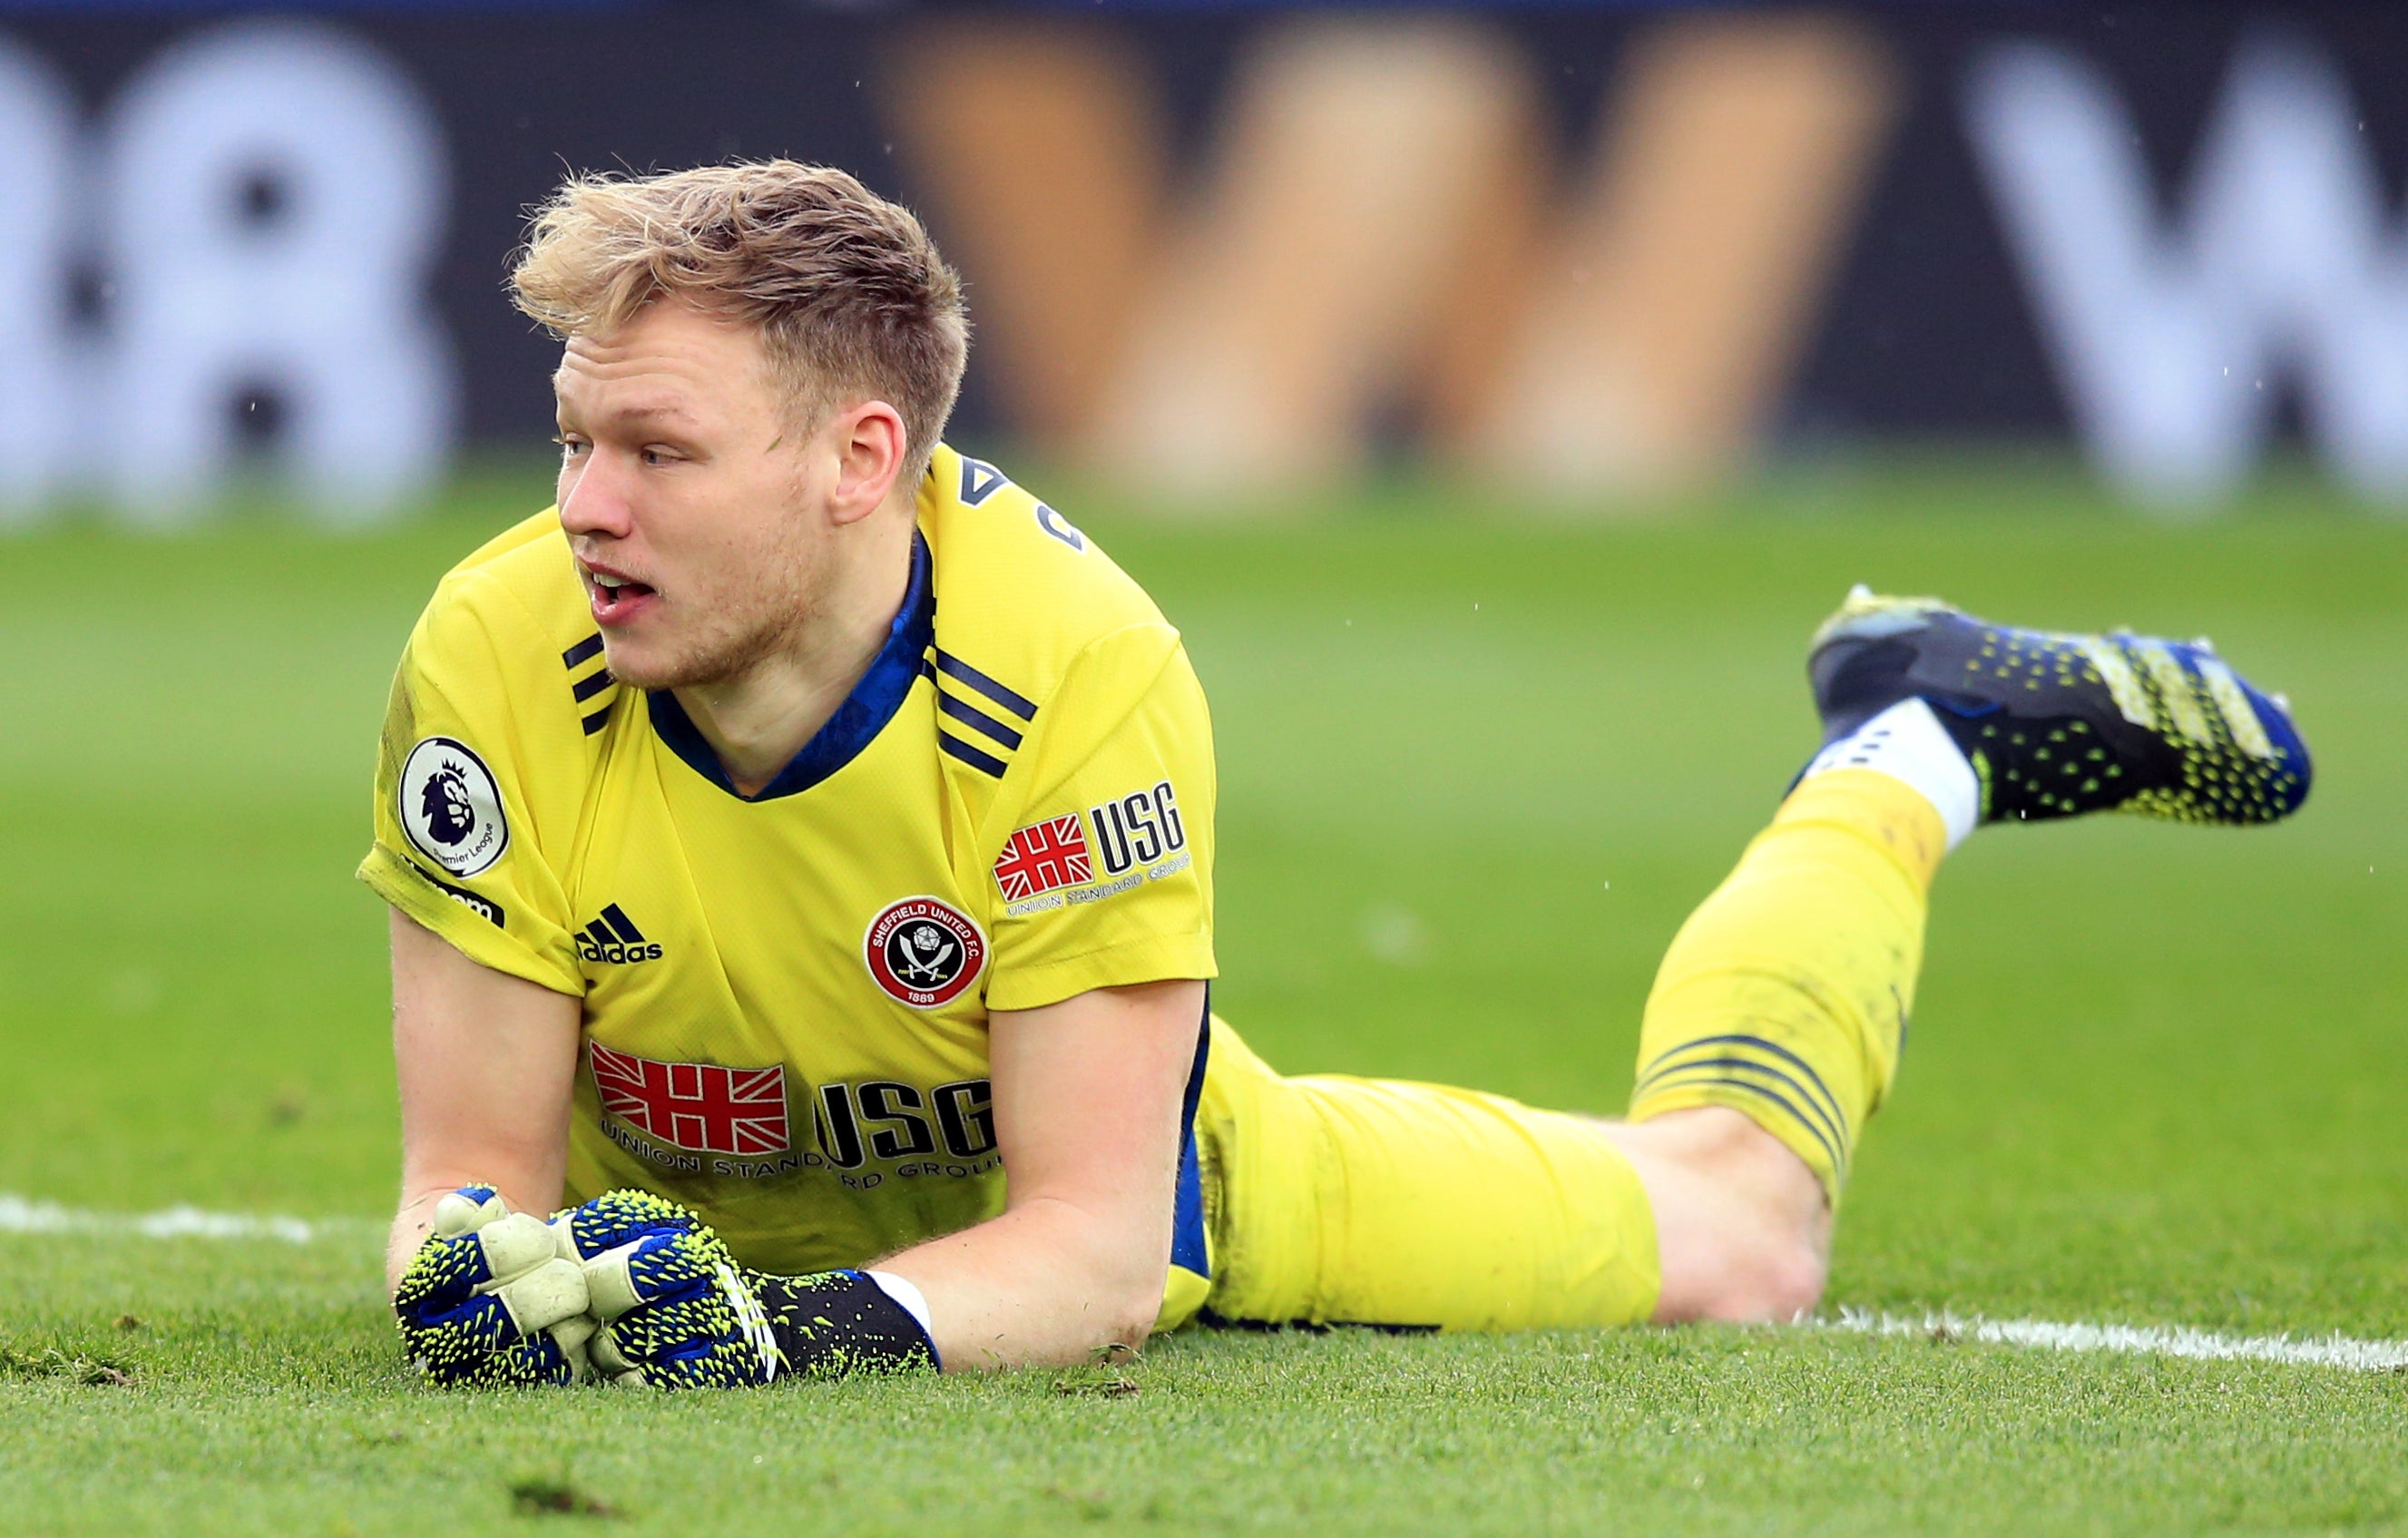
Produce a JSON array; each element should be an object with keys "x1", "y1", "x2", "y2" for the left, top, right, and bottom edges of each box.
[{"x1": 367, "y1": 161, "x2": 2312, "y2": 1388}]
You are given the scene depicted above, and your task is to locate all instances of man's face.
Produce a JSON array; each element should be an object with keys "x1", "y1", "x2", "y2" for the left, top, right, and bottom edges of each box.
[{"x1": 553, "y1": 299, "x2": 828, "y2": 691}]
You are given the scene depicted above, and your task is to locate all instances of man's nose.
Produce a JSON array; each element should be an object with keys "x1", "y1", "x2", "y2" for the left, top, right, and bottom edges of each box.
[{"x1": 557, "y1": 449, "x2": 634, "y2": 538}]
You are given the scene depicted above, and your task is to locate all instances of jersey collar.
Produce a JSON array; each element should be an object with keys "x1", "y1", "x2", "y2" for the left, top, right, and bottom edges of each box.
[{"x1": 646, "y1": 530, "x2": 935, "y2": 802}]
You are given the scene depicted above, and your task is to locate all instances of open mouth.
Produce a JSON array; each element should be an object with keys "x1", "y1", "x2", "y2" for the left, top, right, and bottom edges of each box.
[{"x1": 587, "y1": 571, "x2": 658, "y2": 622}]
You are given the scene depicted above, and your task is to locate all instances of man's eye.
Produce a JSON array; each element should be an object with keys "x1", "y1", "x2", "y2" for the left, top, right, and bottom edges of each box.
[
  {"x1": 553, "y1": 436, "x2": 587, "y2": 456},
  {"x1": 641, "y1": 448, "x2": 674, "y2": 467}
]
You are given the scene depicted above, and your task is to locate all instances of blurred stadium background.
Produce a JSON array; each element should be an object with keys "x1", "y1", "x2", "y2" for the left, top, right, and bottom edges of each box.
[
  {"x1": 5, "y1": 5, "x2": 2408, "y2": 1533},
  {"x1": 0, "y1": 0, "x2": 2403, "y2": 520}
]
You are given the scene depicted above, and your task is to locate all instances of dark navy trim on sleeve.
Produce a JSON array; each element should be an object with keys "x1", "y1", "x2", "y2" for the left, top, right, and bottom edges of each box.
[
  {"x1": 1170, "y1": 988, "x2": 1212, "y2": 1279},
  {"x1": 931, "y1": 649, "x2": 1037, "y2": 721},
  {"x1": 935, "y1": 690, "x2": 1025, "y2": 750},
  {"x1": 937, "y1": 732, "x2": 1009, "y2": 779}
]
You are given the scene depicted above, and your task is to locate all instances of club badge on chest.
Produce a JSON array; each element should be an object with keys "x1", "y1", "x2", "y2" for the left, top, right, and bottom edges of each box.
[{"x1": 862, "y1": 896, "x2": 986, "y2": 1009}]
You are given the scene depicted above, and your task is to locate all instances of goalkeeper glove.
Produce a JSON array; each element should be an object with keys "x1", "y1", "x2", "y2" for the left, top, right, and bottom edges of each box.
[
  {"x1": 559, "y1": 1189, "x2": 939, "y2": 1389},
  {"x1": 393, "y1": 1184, "x2": 594, "y2": 1387}
]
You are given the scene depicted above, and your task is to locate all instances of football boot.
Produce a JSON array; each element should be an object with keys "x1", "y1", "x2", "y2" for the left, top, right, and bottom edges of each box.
[{"x1": 1807, "y1": 586, "x2": 2310, "y2": 826}]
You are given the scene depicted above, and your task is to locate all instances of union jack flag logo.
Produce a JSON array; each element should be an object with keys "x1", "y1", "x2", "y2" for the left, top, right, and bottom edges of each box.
[
  {"x1": 591, "y1": 1043, "x2": 790, "y2": 1155},
  {"x1": 994, "y1": 814, "x2": 1093, "y2": 901}
]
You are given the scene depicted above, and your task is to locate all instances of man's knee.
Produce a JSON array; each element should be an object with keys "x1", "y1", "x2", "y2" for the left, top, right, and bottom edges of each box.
[
  {"x1": 1601, "y1": 1107, "x2": 1832, "y2": 1324},
  {"x1": 1686, "y1": 1229, "x2": 1827, "y2": 1324}
]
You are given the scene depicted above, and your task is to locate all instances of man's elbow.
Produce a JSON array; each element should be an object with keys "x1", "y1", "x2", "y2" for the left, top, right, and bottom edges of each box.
[
  {"x1": 1080, "y1": 1280, "x2": 1165, "y2": 1355},
  {"x1": 1077, "y1": 1237, "x2": 1172, "y2": 1353},
  {"x1": 1013, "y1": 1194, "x2": 1171, "y2": 1351}
]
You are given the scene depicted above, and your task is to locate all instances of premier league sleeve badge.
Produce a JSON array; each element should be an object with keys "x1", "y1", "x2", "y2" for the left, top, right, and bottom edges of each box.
[{"x1": 398, "y1": 736, "x2": 511, "y2": 877}]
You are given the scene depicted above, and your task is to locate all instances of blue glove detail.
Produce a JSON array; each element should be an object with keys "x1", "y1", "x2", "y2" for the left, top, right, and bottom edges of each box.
[
  {"x1": 393, "y1": 1184, "x2": 592, "y2": 1388},
  {"x1": 560, "y1": 1189, "x2": 936, "y2": 1389}
]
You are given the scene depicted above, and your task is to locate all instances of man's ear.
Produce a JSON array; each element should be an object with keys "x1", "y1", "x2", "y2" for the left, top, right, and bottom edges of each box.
[{"x1": 827, "y1": 401, "x2": 909, "y2": 526}]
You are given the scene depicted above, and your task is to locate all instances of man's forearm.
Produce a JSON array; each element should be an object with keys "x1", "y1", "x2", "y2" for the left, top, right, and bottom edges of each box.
[
  {"x1": 878, "y1": 1196, "x2": 1170, "y2": 1370},
  {"x1": 387, "y1": 908, "x2": 581, "y2": 1291}
]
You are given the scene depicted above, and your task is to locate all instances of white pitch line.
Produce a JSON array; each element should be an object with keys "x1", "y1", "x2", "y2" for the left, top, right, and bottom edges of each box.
[
  {"x1": 3, "y1": 1193, "x2": 2402, "y2": 1373},
  {"x1": 0, "y1": 1193, "x2": 376, "y2": 1246},
  {"x1": 1826, "y1": 1307, "x2": 2408, "y2": 1373}
]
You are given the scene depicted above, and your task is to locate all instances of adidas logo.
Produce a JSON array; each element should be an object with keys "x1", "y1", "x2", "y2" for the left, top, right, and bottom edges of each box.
[{"x1": 576, "y1": 903, "x2": 662, "y2": 965}]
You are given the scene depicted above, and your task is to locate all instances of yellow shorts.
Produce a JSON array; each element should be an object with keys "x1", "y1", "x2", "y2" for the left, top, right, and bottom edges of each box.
[{"x1": 1185, "y1": 1019, "x2": 1661, "y2": 1332}]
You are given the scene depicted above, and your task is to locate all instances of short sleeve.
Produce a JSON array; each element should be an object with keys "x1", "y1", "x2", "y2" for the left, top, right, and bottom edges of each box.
[
  {"x1": 982, "y1": 625, "x2": 1217, "y2": 1012},
  {"x1": 357, "y1": 579, "x2": 586, "y2": 996}
]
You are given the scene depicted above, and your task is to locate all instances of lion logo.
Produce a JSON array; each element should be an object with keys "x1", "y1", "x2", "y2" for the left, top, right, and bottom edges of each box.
[
  {"x1": 419, "y1": 762, "x2": 477, "y2": 847},
  {"x1": 398, "y1": 737, "x2": 509, "y2": 877}
]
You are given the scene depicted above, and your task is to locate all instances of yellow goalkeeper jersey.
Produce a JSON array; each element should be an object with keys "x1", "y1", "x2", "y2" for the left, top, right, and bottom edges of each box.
[{"x1": 360, "y1": 446, "x2": 1219, "y2": 1324}]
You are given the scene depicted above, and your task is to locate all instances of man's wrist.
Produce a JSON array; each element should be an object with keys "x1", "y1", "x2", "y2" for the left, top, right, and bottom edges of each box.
[
  {"x1": 753, "y1": 1268, "x2": 942, "y2": 1377},
  {"x1": 862, "y1": 1269, "x2": 936, "y2": 1339}
]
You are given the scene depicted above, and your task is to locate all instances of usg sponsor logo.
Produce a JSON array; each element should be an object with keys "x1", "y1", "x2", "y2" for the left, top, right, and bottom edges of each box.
[
  {"x1": 1001, "y1": 781, "x2": 1191, "y2": 917},
  {"x1": 575, "y1": 903, "x2": 661, "y2": 965},
  {"x1": 814, "y1": 1077, "x2": 998, "y2": 1171},
  {"x1": 863, "y1": 896, "x2": 986, "y2": 1009},
  {"x1": 1087, "y1": 780, "x2": 1186, "y2": 877},
  {"x1": 398, "y1": 736, "x2": 507, "y2": 877}
]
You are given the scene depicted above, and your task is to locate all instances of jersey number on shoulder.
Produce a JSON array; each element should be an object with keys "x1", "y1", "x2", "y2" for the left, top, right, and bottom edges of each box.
[{"x1": 959, "y1": 455, "x2": 1085, "y2": 553}]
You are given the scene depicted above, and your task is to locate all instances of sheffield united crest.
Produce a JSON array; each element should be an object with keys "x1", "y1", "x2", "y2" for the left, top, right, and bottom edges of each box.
[{"x1": 863, "y1": 896, "x2": 986, "y2": 1009}]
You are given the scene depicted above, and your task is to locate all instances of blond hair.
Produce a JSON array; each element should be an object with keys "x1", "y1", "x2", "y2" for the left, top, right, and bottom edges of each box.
[{"x1": 512, "y1": 162, "x2": 968, "y2": 482}]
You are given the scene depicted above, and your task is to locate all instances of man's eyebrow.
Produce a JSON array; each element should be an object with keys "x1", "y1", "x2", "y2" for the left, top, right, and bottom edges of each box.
[
  {"x1": 553, "y1": 394, "x2": 701, "y2": 429},
  {"x1": 610, "y1": 402, "x2": 698, "y2": 426}
]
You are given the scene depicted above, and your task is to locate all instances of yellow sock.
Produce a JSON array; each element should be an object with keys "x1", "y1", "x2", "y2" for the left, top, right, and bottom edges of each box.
[{"x1": 1626, "y1": 769, "x2": 1944, "y2": 1205}]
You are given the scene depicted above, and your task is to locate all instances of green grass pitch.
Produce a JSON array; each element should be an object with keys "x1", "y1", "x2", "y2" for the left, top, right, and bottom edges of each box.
[{"x1": 2, "y1": 461, "x2": 2403, "y2": 1534}]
